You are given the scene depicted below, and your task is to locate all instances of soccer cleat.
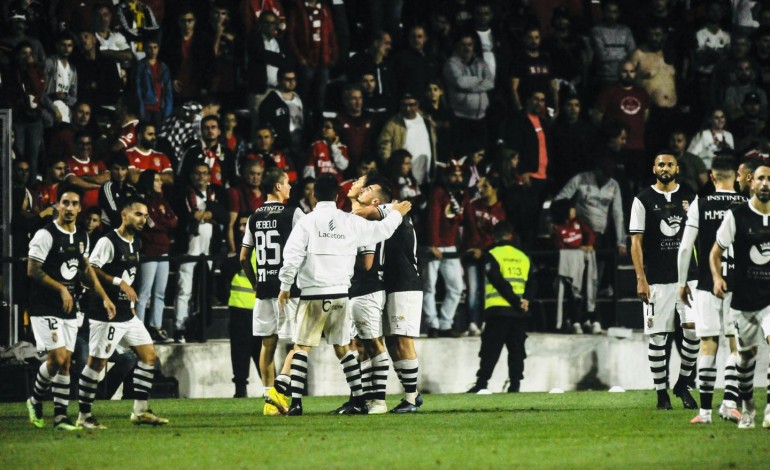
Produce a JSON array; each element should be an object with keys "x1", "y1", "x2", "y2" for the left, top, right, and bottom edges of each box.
[
  {"x1": 54, "y1": 417, "x2": 82, "y2": 431},
  {"x1": 390, "y1": 399, "x2": 419, "y2": 414},
  {"x1": 263, "y1": 403, "x2": 281, "y2": 416},
  {"x1": 656, "y1": 394, "x2": 673, "y2": 411},
  {"x1": 763, "y1": 407, "x2": 770, "y2": 429},
  {"x1": 673, "y1": 384, "x2": 698, "y2": 409},
  {"x1": 466, "y1": 384, "x2": 487, "y2": 394},
  {"x1": 328, "y1": 401, "x2": 351, "y2": 414},
  {"x1": 77, "y1": 415, "x2": 107, "y2": 429},
  {"x1": 130, "y1": 409, "x2": 169, "y2": 426},
  {"x1": 689, "y1": 411, "x2": 712, "y2": 424},
  {"x1": 738, "y1": 401, "x2": 756, "y2": 429},
  {"x1": 367, "y1": 399, "x2": 388, "y2": 415},
  {"x1": 26, "y1": 398, "x2": 44, "y2": 429},
  {"x1": 287, "y1": 404, "x2": 303, "y2": 416},
  {"x1": 264, "y1": 387, "x2": 288, "y2": 414},
  {"x1": 718, "y1": 401, "x2": 742, "y2": 423},
  {"x1": 338, "y1": 402, "x2": 368, "y2": 415},
  {"x1": 415, "y1": 394, "x2": 423, "y2": 407}
]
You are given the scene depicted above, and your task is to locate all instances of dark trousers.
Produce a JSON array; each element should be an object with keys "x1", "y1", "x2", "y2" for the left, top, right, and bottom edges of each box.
[
  {"x1": 475, "y1": 312, "x2": 528, "y2": 391},
  {"x1": 228, "y1": 307, "x2": 262, "y2": 386}
]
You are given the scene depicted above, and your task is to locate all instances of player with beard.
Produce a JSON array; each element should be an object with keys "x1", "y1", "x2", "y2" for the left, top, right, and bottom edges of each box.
[
  {"x1": 26, "y1": 186, "x2": 115, "y2": 430},
  {"x1": 241, "y1": 168, "x2": 303, "y2": 415},
  {"x1": 630, "y1": 151, "x2": 699, "y2": 410},
  {"x1": 711, "y1": 164, "x2": 770, "y2": 429},
  {"x1": 678, "y1": 156, "x2": 748, "y2": 424},
  {"x1": 76, "y1": 197, "x2": 168, "y2": 428}
]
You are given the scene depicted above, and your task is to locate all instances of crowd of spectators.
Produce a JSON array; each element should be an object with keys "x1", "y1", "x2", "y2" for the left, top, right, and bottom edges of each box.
[{"x1": 7, "y1": 0, "x2": 770, "y2": 340}]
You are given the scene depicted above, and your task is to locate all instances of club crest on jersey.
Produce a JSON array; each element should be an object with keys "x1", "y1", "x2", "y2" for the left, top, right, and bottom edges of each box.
[
  {"x1": 60, "y1": 259, "x2": 79, "y2": 280},
  {"x1": 659, "y1": 215, "x2": 683, "y2": 237},
  {"x1": 105, "y1": 344, "x2": 112, "y2": 354},
  {"x1": 749, "y1": 242, "x2": 770, "y2": 265},
  {"x1": 51, "y1": 332, "x2": 58, "y2": 343}
]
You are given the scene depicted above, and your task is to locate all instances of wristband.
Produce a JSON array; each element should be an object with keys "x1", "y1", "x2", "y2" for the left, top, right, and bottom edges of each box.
[{"x1": 112, "y1": 277, "x2": 123, "y2": 286}]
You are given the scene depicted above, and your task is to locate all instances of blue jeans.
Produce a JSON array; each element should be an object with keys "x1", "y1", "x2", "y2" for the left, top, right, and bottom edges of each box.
[
  {"x1": 422, "y1": 248, "x2": 464, "y2": 330},
  {"x1": 136, "y1": 258, "x2": 170, "y2": 329},
  {"x1": 465, "y1": 262, "x2": 484, "y2": 326}
]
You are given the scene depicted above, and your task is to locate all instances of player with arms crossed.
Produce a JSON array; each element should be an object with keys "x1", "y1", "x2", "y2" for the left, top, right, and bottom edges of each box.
[
  {"x1": 630, "y1": 152, "x2": 699, "y2": 410},
  {"x1": 78, "y1": 197, "x2": 168, "y2": 427},
  {"x1": 678, "y1": 155, "x2": 748, "y2": 424},
  {"x1": 277, "y1": 174, "x2": 411, "y2": 415},
  {"x1": 240, "y1": 168, "x2": 303, "y2": 415},
  {"x1": 26, "y1": 186, "x2": 116, "y2": 430},
  {"x1": 711, "y1": 163, "x2": 770, "y2": 429}
]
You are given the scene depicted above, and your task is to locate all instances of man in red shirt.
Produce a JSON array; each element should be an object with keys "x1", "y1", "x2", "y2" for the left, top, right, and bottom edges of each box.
[
  {"x1": 423, "y1": 161, "x2": 480, "y2": 338},
  {"x1": 64, "y1": 130, "x2": 109, "y2": 209},
  {"x1": 127, "y1": 122, "x2": 174, "y2": 186},
  {"x1": 244, "y1": 125, "x2": 297, "y2": 183},
  {"x1": 227, "y1": 159, "x2": 265, "y2": 254},
  {"x1": 335, "y1": 84, "x2": 376, "y2": 177}
]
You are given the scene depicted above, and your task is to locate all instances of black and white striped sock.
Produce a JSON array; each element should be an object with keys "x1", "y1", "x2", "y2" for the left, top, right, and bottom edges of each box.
[
  {"x1": 648, "y1": 334, "x2": 668, "y2": 391},
  {"x1": 78, "y1": 366, "x2": 100, "y2": 415},
  {"x1": 697, "y1": 355, "x2": 716, "y2": 410},
  {"x1": 339, "y1": 352, "x2": 363, "y2": 398},
  {"x1": 290, "y1": 351, "x2": 308, "y2": 400},
  {"x1": 678, "y1": 329, "x2": 699, "y2": 380},
  {"x1": 132, "y1": 361, "x2": 155, "y2": 415},
  {"x1": 736, "y1": 355, "x2": 756, "y2": 403},
  {"x1": 395, "y1": 358, "x2": 418, "y2": 403},
  {"x1": 51, "y1": 374, "x2": 70, "y2": 420},
  {"x1": 371, "y1": 352, "x2": 390, "y2": 401},
  {"x1": 722, "y1": 353, "x2": 741, "y2": 404},
  {"x1": 359, "y1": 359, "x2": 373, "y2": 400},
  {"x1": 30, "y1": 362, "x2": 53, "y2": 405}
]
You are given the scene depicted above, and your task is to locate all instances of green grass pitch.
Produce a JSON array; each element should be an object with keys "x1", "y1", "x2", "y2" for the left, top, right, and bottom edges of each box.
[{"x1": 2, "y1": 391, "x2": 768, "y2": 469}]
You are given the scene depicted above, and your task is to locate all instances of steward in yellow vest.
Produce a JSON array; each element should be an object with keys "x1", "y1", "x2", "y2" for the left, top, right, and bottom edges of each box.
[
  {"x1": 468, "y1": 222, "x2": 533, "y2": 394},
  {"x1": 228, "y1": 217, "x2": 262, "y2": 398}
]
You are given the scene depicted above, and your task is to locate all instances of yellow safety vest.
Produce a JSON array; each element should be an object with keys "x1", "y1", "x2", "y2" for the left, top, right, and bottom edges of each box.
[
  {"x1": 484, "y1": 244, "x2": 530, "y2": 309},
  {"x1": 228, "y1": 252, "x2": 256, "y2": 309}
]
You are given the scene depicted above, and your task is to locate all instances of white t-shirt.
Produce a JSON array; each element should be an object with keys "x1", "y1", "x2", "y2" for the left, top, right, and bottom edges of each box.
[
  {"x1": 403, "y1": 114, "x2": 432, "y2": 185},
  {"x1": 265, "y1": 37, "x2": 280, "y2": 88}
]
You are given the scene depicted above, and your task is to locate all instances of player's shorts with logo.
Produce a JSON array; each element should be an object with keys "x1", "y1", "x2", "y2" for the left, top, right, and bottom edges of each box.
[
  {"x1": 350, "y1": 291, "x2": 386, "y2": 340},
  {"x1": 89, "y1": 317, "x2": 152, "y2": 359},
  {"x1": 293, "y1": 297, "x2": 350, "y2": 346},
  {"x1": 384, "y1": 291, "x2": 423, "y2": 337},
  {"x1": 253, "y1": 297, "x2": 298, "y2": 340},
  {"x1": 731, "y1": 305, "x2": 770, "y2": 351},
  {"x1": 31, "y1": 316, "x2": 78, "y2": 352},
  {"x1": 643, "y1": 281, "x2": 697, "y2": 335},
  {"x1": 694, "y1": 290, "x2": 736, "y2": 337}
]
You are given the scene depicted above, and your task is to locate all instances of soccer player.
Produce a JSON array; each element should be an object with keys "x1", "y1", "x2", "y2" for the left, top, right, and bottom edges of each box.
[
  {"x1": 25, "y1": 186, "x2": 116, "y2": 430},
  {"x1": 381, "y1": 183, "x2": 425, "y2": 413},
  {"x1": 277, "y1": 174, "x2": 411, "y2": 416},
  {"x1": 711, "y1": 163, "x2": 770, "y2": 429},
  {"x1": 678, "y1": 156, "x2": 748, "y2": 424},
  {"x1": 630, "y1": 152, "x2": 699, "y2": 410},
  {"x1": 240, "y1": 168, "x2": 303, "y2": 415},
  {"x1": 345, "y1": 173, "x2": 392, "y2": 414},
  {"x1": 77, "y1": 197, "x2": 169, "y2": 427}
]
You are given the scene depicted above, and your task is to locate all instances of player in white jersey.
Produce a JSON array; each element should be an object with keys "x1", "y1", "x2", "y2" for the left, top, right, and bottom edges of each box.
[{"x1": 277, "y1": 174, "x2": 412, "y2": 415}]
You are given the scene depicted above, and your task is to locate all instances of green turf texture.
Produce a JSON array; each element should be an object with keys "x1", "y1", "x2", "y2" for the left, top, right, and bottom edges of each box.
[{"x1": 2, "y1": 391, "x2": 768, "y2": 469}]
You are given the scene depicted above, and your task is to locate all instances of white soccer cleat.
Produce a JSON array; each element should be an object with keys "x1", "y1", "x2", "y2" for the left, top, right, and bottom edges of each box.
[
  {"x1": 77, "y1": 415, "x2": 107, "y2": 429},
  {"x1": 763, "y1": 406, "x2": 770, "y2": 429},
  {"x1": 738, "y1": 401, "x2": 756, "y2": 429},
  {"x1": 718, "y1": 401, "x2": 742, "y2": 423},
  {"x1": 689, "y1": 410, "x2": 712, "y2": 425},
  {"x1": 367, "y1": 399, "x2": 388, "y2": 415}
]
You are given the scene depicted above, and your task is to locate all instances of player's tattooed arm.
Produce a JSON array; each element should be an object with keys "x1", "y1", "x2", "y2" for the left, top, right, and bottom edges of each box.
[
  {"x1": 28, "y1": 259, "x2": 74, "y2": 312},
  {"x1": 82, "y1": 263, "x2": 119, "y2": 318}
]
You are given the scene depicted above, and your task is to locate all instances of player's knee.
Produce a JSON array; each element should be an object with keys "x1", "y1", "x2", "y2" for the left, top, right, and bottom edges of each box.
[
  {"x1": 49, "y1": 349, "x2": 69, "y2": 368},
  {"x1": 738, "y1": 348, "x2": 757, "y2": 362},
  {"x1": 87, "y1": 357, "x2": 107, "y2": 372},
  {"x1": 139, "y1": 348, "x2": 158, "y2": 365}
]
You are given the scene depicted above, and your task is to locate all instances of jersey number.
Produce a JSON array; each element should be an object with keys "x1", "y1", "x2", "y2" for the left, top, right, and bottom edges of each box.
[
  {"x1": 721, "y1": 245, "x2": 734, "y2": 277},
  {"x1": 255, "y1": 230, "x2": 281, "y2": 266},
  {"x1": 107, "y1": 326, "x2": 116, "y2": 341}
]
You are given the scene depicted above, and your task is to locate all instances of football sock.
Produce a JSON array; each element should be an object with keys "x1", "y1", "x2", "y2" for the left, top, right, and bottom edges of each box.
[
  {"x1": 371, "y1": 353, "x2": 390, "y2": 401},
  {"x1": 677, "y1": 329, "x2": 699, "y2": 381},
  {"x1": 51, "y1": 374, "x2": 70, "y2": 420},
  {"x1": 359, "y1": 358, "x2": 373, "y2": 400},
  {"x1": 132, "y1": 361, "x2": 156, "y2": 414},
  {"x1": 648, "y1": 334, "x2": 668, "y2": 391},
  {"x1": 78, "y1": 365, "x2": 100, "y2": 416},
  {"x1": 736, "y1": 355, "x2": 756, "y2": 403},
  {"x1": 722, "y1": 353, "x2": 741, "y2": 404},
  {"x1": 395, "y1": 358, "x2": 418, "y2": 403},
  {"x1": 339, "y1": 352, "x2": 363, "y2": 399},
  {"x1": 697, "y1": 354, "x2": 716, "y2": 410},
  {"x1": 274, "y1": 374, "x2": 290, "y2": 396},
  {"x1": 30, "y1": 362, "x2": 53, "y2": 405},
  {"x1": 290, "y1": 351, "x2": 308, "y2": 400},
  {"x1": 767, "y1": 354, "x2": 770, "y2": 406}
]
